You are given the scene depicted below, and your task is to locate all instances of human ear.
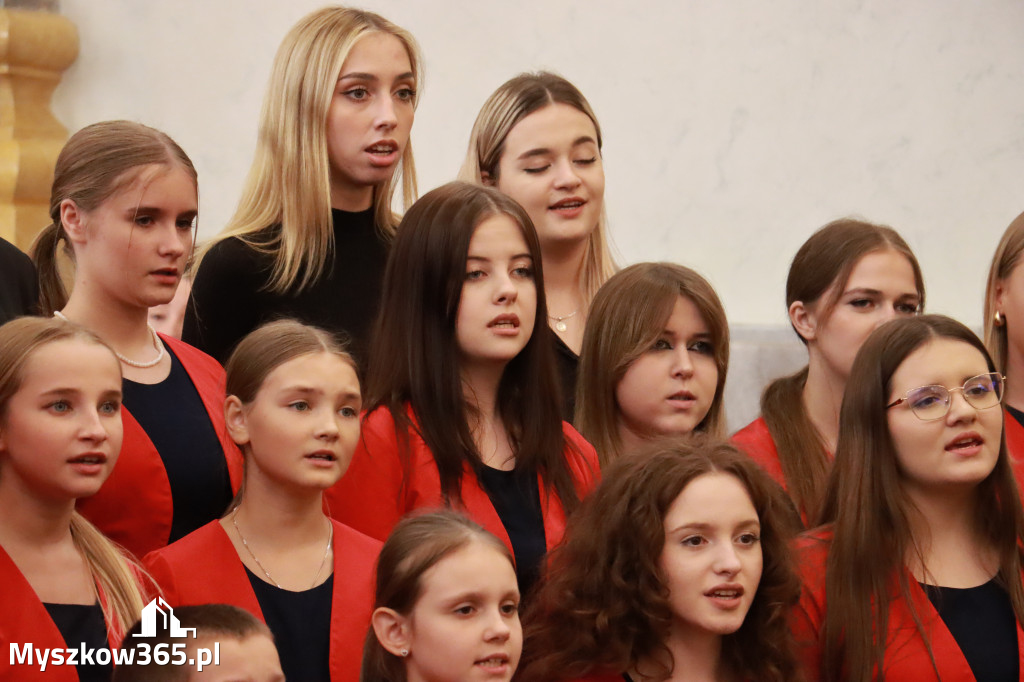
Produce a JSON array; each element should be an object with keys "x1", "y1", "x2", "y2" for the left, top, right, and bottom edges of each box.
[
  {"x1": 994, "y1": 280, "x2": 1006, "y2": 320},
  {"x1": 224, "y1": 396, "x2": 250, "y2": 447},
  {"x1": 788, "y1": 300, "x2": 817, "y2": 342},
  {"x1": 480, "y1": 170, "x2": 496, "y2": 188},
  {"x1": 371, "y1": 607, "x2": 411, "y2": 657},
  {"x1": 60, "y1": 199, "x2": 88, "y2": 245}
]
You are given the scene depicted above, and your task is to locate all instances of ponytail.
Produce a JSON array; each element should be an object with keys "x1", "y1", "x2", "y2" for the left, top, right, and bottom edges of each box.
[
  {"x1": 31, "y1": 221, "x2": 70, "y2": 316},
  {"x1": 70, "y1": 512, "x2": 148, "y2": 643},
  {"x1": 760, "y1": 367, "x2": 830, "y2": 524}
]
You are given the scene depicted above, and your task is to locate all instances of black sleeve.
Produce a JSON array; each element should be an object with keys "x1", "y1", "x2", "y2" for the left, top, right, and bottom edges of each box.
[
  {"x1": 183, "y1": 238, "x2": 266, "y2": 364},
  {"x1": 0, "y1": 237, "x2": 39, "y2": 323}
]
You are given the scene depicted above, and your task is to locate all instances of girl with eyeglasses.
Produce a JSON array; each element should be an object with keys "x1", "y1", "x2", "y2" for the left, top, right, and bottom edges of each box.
[
  {"x1": 793, "y1": 315, "x2": 1024, "y2": 682},
  {"x1": 731, "y1": 218, "x2": 924, "y2": 524}
]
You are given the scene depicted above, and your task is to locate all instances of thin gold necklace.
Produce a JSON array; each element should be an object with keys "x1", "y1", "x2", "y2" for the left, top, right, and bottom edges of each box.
[{"x1": 231, "y1": 508, "x2": 333, "y2": 590}]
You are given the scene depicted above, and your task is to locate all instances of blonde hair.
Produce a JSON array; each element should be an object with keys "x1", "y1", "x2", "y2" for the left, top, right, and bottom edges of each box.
[
  {"x1": 32, "y1": 120, "x2": 198, "y2": 316},
  {"x1": 575, "y1": 263, "x2": 730, "y2": 466},
  {"x1": 458, "y1": 72, "x2": 616, "y2": 303},
  {"x1": 203, "y1": 6, "x2": 422, "y2": 295},
  {"x1": 0, "y1": 317, "x2": 147, "y2": 641},
  {"x1": 984, "y1": 210, "x2": 1024, "y2": 374}
]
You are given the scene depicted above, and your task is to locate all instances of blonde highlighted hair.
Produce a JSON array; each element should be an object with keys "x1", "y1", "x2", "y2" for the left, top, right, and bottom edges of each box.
[
  {"x1": 203, "y1": 6, "x2": 422, "y2": 294},
  {"x1": 984, "y1": 210, "x2": 1024, "y2": 374},
  {"x1": 458, "y1": 71, "x2": 616, "y2": 303},
  {"x1": 31, "y1": 120, "x2": 198, "y2": 316},
  {"x1": 575, "y1": 263, "x2": 729, "y2": 466},
  {"x1": 0, "y1": 317, "x2": 147, "y2": 641}
]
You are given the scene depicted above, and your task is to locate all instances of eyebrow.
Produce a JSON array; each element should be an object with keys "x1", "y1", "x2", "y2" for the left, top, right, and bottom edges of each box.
[
  {"x1": 127, "y1": 206, "x2": 199, "y2": 218},
  {"x1": 337, "y1": 71, "x2": 415, "y2": 83},
  {"x1": 466, "y1": 254, "x2": 532, "y2": 262},
  {"x1": 842, "y1": 287, "x2": 919, "y2": 299},
  {"x1": 515, "y1": 136, "x2": 598, "y2": 161},
  {"x1": 666, "y1": 519, "x2": 760, "y2": 534}
]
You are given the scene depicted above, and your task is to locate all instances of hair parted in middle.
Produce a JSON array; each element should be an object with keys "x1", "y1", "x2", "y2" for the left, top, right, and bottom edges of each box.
[
  {"x1": 224, "y1": 318, "x2": 356, "y2": 406},
  {"x1": 575, "y1": 262, "x2": 729, "y2": 465},
  {"x1": 365, "y1": 180, "x2": 583, "y2": 514},
  {"x1": 760, "y1": 217, "x2": 925, "y2": 523},
  {"x1": 817, "y1": 314, "x2": 1024, "y2": 682},
  {"x1": 984, "y1": 209, "x2": 1024, "y2": 375},
  {"x1": 202, "y1": 6, "x2": 423, "y2": 295},
  {"x1": 458, "y1": 71, "x2": 616, "y2": 303},
  {"x1": 518, "y1": 435, "x2": 801, "y2": 682},
  {"x1": 360, "y1": 510, "x2": 513, "y2": 682}
]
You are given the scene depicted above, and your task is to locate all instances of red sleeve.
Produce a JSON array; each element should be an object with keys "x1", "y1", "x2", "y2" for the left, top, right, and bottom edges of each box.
[
  {"x1": 731, "y1": 417, "x2": 788, "y2": 489},
  {"x1": 562, "y1": 422, "x2": 601, "y2": 497},
  {"x1": 141, "y1": 549, "x2": 180, "y2": 605},
  {"x1": 791, "y1": 533, "x2": 831, "y2": 682},
  {"x1": 325, "y1": 407, "x2": 407, "y2": 541}
]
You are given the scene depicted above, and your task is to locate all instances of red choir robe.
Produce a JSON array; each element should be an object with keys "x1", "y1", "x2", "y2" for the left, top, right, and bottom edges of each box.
[
  {"x1": 143, "y1": 519, "x2": 379, "y2": 682},
  {"x1": 324, "y1": 405, "x2": 600, "y2": 553},
  {"x1": 77, "y1": 335, "x2": 243, "y2": 560}
]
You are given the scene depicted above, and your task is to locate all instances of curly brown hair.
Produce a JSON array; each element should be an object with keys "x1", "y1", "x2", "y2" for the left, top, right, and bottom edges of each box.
[{"x1": 517, "y1": 435, "x2": 801, "y2": 682}]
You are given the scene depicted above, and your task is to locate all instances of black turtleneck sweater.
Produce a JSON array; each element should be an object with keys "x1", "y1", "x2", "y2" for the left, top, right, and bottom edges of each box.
[{"x1": 183, "y1": 208, "x2": 388, "y2": 373}]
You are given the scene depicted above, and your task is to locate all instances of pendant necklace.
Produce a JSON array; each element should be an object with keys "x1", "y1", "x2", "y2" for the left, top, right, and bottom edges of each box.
[{"x1": 548, "y1": 309, "x2": 579, "y2": 333}]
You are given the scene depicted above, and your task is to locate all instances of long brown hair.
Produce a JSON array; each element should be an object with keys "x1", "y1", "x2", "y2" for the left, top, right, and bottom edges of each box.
[
  {"x1": 760, "y1": 218, "x2": 924, "y2": 522},
  {"x1": 518, "y1": 436, "x2": 801, "y2": 682},
  {"x1": 458, "y1": 71, "x2": 616, "y2": 304},
  {"x1": 201, "y1": 7, "x2": 422, "y2": 295},
  {"x1": 32, "y1": 120, "x2": 198, "y2": 316},
  {"x1": 0, "y1": 316, "x2": 148, "y2": 641},
  {"x1": 575, "y1": 263, "x2": 729, "y2": 466},
  {"x1": 984, "y1": 210, "x2": 1024, "y2": 374},
  {"x1": 365, "y1": 181, "x2": 585, "y2": 513},
  {"x1": 818, "y1": 315, "x2": 1024, "y2": 682},
  {"x1": 361, "y1": 510, "x2": 514, "y2": 682}
]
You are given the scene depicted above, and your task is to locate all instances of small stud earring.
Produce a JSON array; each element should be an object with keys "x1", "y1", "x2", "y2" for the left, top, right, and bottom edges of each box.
[{"x1": 400, "y1": 648, "x2": 409, "y2": 657}]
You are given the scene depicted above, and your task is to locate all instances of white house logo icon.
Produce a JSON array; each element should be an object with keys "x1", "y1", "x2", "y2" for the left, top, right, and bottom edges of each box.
[{"x1": 132, "y1": 598, "x2": 197, "y2": 639}]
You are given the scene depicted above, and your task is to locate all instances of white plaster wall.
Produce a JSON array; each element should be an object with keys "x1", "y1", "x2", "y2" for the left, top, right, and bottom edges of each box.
[{"x1": 50, "y1": 1, "x2": 1024, "y2": 428}]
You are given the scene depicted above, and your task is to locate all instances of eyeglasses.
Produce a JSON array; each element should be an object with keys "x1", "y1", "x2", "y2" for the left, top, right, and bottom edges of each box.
[{"x1": 886, "y1": 372, "x2": 1005, "y2": 421}]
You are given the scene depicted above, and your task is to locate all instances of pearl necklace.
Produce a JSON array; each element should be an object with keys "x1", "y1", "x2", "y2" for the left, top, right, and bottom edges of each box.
[
  {"x1": 548, "y1": 309, "x2": 579, "y2": 333},
  {"x1": 53, "y1": 311, "x2": 166, "y2": 369},
  {"x1": 232, "y1": 508, "x2": 334, "y2": 590}
]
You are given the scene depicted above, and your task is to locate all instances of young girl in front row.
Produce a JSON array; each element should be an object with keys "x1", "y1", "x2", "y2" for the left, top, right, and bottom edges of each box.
[
  {"x1": 327, "y1": 181, "x2": 599, "y2": 597},
  {"x1": 363, "y1": 511, "x2": 522, "y2": 682},
  {"x1": 0, "y1": 317, "x2": 148, "y2": 682},
  {"x1": 794, "y1": 315, "x2": 1024, "y2": 681},
  {"x1": 517, "y1": 436, "x2": 801, "y2": 682},
  {"x1": 731, "y1": 218, "x2": 924, "y2": 524},
  {"x1": 144, "y1": 320, "x2": 380, "y2": 682},
  {"x1": 575, "y1": 263, "x2": 729, "y2": 466}
]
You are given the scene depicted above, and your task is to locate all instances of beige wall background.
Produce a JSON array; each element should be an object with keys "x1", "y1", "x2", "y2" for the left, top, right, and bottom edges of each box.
[{"x1": 50, "y1": 1, "x2": 1024, "y2": 425}]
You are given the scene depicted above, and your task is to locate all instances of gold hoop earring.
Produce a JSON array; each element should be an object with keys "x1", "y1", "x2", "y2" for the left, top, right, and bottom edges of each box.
[{"x1": 995, "y1": 310, "x2": 1004, "y2": 326}]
